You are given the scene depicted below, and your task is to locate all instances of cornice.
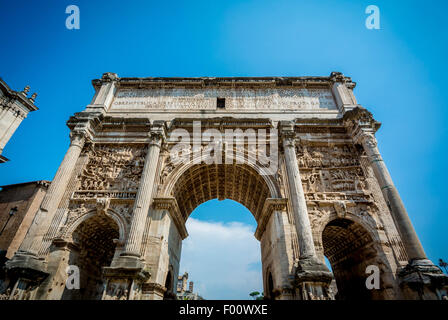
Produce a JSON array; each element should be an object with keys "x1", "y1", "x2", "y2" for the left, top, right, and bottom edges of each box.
[
  {"x1": 342, "y1": 106, "x2": 381, "y2": 138},
  {"x1": 152, "y1": 197, "x2": 189, "y2": 240},
  {"x1": 0, "y1": 180, "x2": 51, "y2": 190},
  {"x1": 91, "y1": 72, "x2": 356, "y2": 90},
  {"x1": 0, "y1": 78, "x2": 38, "y2": 112},
  {"x1": 254, "y1": 198, "x2": 288, "y2": 240}
]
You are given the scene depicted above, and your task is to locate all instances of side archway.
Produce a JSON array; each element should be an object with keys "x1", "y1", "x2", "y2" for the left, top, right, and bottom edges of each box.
[
  {"x1": 61, "y1": 212, "x2": 120, "y2": 300},
  {"x1": 163, "y1": 268, "x2": 176, "y2": 300},
  {"x1": 322, "y1": 217, "x2": 385, "y2": 300}
]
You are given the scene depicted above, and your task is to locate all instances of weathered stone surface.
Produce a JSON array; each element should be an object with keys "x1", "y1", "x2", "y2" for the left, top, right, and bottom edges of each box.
[
  {"x1": 0, "y1": 181, "x2": 49, "y2": 259},
  {"x1": 1, "y1": 72, "x2": 446, "y2": 300}
]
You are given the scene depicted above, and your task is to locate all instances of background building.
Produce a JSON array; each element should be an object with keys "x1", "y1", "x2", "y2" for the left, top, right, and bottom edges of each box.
[
  {"x1": 0, "y1": 78, "x2": 38, "y2": 163},
  {"x1": 0, "y1": 180, "x2": 49, "y2": 295},
  {"x1": 176, "y1": 272, "x2": 203, "y2": 300},
  {"x1": 0, "y1": 180, "x2": 49, "y2": 260}
]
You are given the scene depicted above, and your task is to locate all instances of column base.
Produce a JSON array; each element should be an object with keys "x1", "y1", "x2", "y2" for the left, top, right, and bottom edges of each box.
[
  {"x1": 295, "y1": 257, "x2": 334, "y2": 300},
  {"x1": 102, "y1": 265, "x2": 150, "y2": 300},
  {"x1": 140, "y1": 282, "x2": 167, "y2": 300},
  {"x1": 111, "y1": 254, "x2": 145, "y2": 270},
  {"x1": 270, "y1": 286, "x2": 296, "y2": 300},
  {"x1": 399, "y1": 259, "x2": 448, "y2": 300},
  {"x1": 2, "y1": 252, "x2": 48, "y2": 300},
  {"x1": 4, "y1": 252, "x2": 48, "y2": 282}
]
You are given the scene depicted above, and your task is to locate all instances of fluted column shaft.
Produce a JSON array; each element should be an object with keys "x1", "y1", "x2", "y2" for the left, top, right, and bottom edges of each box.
[
  {"x1": 283, "y1": 134, "x2": 317, "y2": 259},
  {"x1": 359, "y1": 132, "x2": 426, "y2": 261},
  {"x1": 19, "y1": 132, "x2": 86, "y2": 256},
  {"x1": 121, "y1": 131, "x2": 163, "y2": 257}
]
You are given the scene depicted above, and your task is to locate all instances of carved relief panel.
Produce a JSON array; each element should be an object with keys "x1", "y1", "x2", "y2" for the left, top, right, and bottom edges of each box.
[
  {"x1": 297, "y1": 143, "x2": 369, "y2": 195},
  {"x1": 74, "y1": 144, "x2": 146, "y2": 200},
  {"x1": 297, "y1": 142, "x2": 382, "y2": 232},
  {"x1": 57, "y1": 144, "x2": 146, "y2": 238},
  {"x1": 103, "y1": 280, "x2": 131, "y2": 300},
  {"x1": 299, "y1": 140, "x2": 407, "y2": 270}
]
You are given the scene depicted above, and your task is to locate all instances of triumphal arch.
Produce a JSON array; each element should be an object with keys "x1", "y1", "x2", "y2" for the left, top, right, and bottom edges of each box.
[{"x1": 3, "y1": 72, "x2": 447, "y2": 300}]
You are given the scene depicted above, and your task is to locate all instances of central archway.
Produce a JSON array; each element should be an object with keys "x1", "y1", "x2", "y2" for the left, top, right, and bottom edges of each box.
[
  {"x1": 170, "y1": 164, "x2": 275, "y2": 222},
  {"x1": 179, "y1": 199, "x2": 263, "y2": 299},
  {"x1": 156, "y1": 161, "x2": 287, "y2": 300}
]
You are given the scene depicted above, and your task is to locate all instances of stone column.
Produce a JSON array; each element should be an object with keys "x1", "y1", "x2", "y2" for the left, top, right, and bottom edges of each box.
[
  {"x1": 17, "y1": 131, "x2": 87, "y2": 258},
  {"x1": 344, "y1": 107, "x2": 448, "y2": 299},
  {"x1": 280, "y1": 123, "x2": 333, "y2": 300},
  {"x1": 120, "y1": 128, "x2": 164, "y2": 261},
  {"x1": 282, "y1": 132, "x2": 316, "y2": 260},
  {"x1": 356, "y1": 131, "x2": 426, "y2": 261}
]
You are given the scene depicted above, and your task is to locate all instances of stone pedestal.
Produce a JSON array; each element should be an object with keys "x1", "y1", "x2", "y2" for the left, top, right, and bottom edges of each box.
[
  {"x1": 295, "y1": 257, "x2": 334, "y2": 300},
  {"x1": 399, "y1": 259, "x2": 448, "y2": 300},
  {"x1": 102, "y1": 267, "x2": 150, "y2": 300},
  {"x1": 3, "y1": 259, "x2": 47, "y2": 300},
  {"x1": 140, "y1": 282, "x2": 167, "y2": 300}
]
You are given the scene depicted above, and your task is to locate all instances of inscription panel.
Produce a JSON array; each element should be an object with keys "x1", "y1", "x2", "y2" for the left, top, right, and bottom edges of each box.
[{"x1": 111, "y1": 88, "x2": 337, "y2": 111}]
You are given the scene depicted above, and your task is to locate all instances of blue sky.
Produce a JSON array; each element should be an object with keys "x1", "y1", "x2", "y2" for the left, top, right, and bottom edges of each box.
[
  {"x1": 1, "y1": 0, "x2": 447, "y2": 299},
  {"x1": 181, "y1": 200, "x2": 262, "y2": 300}
]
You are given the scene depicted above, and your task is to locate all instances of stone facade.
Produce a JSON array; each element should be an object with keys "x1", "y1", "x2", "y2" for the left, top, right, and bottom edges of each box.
[
  {"x1": 0, "y1": 181, "x2": 50, "y2": 259},
  {"x1": 0, "y1": 78, "x2": 37, "y2": 163},
  {"x1": 1, "y1": 72, "x2": 447, "y2": 300},
  {"x1": 0, "y1": 180, "x2": 49, "y2": 297}
]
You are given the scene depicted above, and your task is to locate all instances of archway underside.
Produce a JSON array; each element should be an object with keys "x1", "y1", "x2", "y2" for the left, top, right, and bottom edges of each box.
[
  {"x1": 67, "y1": 214, "x2": 119, "y2": 300},
  {"x1": 172, "y1": 164, "x2": 270, "y2": 221},
  {"x1": 322, "y1": 218, "x2": 376, "y2": 300},
  {"x1": 323, "y1": 219, "x2": 373, "y2": 265}
]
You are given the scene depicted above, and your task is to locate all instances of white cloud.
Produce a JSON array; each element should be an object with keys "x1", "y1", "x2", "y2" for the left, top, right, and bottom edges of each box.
[{"x1": 179, "y1": 218, "x2": 263, "y2": 300}]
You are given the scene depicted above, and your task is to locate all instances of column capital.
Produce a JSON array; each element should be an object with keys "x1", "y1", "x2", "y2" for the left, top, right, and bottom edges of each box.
[
  {"x1": 148, "y1": 122, "x2": 166, "y2": 147},
  {"x1": 101, "y1": 72, "x2": 119, "y2": 82},
  {"x1": 329, "y1": 71, "x2": 356, "y2": 88},
  {"x1": 343, "y1": 106, "x2": 381, "y2": 135},
  {"x1": 69, "y1": 130, "x2": 89, "y2": 148},
  {"x1": 352, "y1": 130, "x2": 377, "y2": 149},
  {"x1": 91, "y1": 72, "x2": 119, "y2": 87},
  {"x1": 279, "y1": 121, "x2": 297, "y2": 147},
  {"x1": 67, "y1": 113, "x2": 102, "y2": 139},
  {"x1": 67, "y1": 114, "x2": 100, "y2": 147}
]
